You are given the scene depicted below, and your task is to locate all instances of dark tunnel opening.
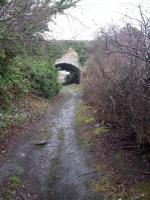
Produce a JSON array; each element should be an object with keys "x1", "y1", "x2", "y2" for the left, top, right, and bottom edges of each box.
[{"x1": 55, "y1": 63, "x2": 80, "y2": 84}]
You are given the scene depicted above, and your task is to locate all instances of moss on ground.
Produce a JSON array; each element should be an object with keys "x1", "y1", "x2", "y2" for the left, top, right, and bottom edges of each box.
[
  {"x1": 88, "y1": 176, "x2": 132, "y2": 200},
  {"x1": 2, "y1": 190, "x2": 12, "y2": 200},
  {"x1": 1, "y1": 175, "x2": 21, "y2": 200},
  {"x1": 80, "y1": 138, "x2": 92, "y2": 149},
  {"x1": 89, "y1": 176, "x2": 115, "y2": 193},
  {"x1": 61, "y1": 84, "x2": 81, "y2": 96},
  {"x1": 94, "y1": 126, "x2": 108, "y2": 135},
  {"x1": 48, "y1": 157, "x2": 60, "y2": 189},
  {"x1": 133, "y1": 182, "x2": 150, "y2": 200},
  {"x1": 58, "y1": 128, "x2": 65, "y2": 140},
  {"x1": 94, "y1": 164, "x2": 108, "y2": 172},
  {"x1": 76, "y1": 103, "x2": 94, "y2": 126},
  {"x1": 9, "y1": 176, "x2": 21, "y2": 189}
]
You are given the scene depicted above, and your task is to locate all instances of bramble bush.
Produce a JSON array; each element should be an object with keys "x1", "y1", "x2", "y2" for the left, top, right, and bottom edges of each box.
[
  {"x1": 28, "y1": 59, "x2": 61, "y2": 98},
  {"x1": 0, "y1": 56, "x2": 61, "y2": 130},
  {"x1": 0, "y1": 58, "x2": 30, "y2": 109},
  {"x1": 0, "y1": 56, "x2": 61, "y2": 110}
]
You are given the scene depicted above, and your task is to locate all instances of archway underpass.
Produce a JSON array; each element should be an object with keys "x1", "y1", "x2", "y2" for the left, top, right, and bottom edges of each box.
[
  {"x1": 55, "y1": 48, "x2": 81, "y2": 84},
  {"x1": 55, "y1": 63, "x2": 80, "y2": 84}
]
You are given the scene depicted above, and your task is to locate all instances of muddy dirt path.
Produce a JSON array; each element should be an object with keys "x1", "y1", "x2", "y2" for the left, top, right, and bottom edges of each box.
[{"x1": 0, "y1": 87, "x2": 100, "y2": 200}]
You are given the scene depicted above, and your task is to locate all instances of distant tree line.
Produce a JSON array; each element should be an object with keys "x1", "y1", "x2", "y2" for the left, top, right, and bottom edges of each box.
[{"x1": 46, "y1": 40, "x2": 89, "y2": 66}]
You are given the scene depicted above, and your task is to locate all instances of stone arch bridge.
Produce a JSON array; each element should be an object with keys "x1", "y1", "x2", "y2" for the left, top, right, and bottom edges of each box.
[{"x1": 55, "y1": 49, "x2": 81, "y2": 84}]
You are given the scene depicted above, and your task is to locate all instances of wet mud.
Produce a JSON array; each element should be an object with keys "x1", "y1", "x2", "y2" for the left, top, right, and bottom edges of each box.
[{"x1": 0, "y1": 87, "x2": 101, "y2": 200}]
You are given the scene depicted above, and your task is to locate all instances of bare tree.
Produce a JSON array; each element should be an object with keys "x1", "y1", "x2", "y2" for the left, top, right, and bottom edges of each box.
[
  {"x1": 0, "y1": 0, "x2": 80, "y2": 73},
  {"x1": 82, "y1": 6, "x2": 150, "y2": 146},
  {"x1": 0, "y1": 2, "x2": 78, "y2": 52}
]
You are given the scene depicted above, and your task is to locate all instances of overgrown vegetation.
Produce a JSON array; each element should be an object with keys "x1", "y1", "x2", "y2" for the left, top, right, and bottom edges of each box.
[
  {"x1": 0, "y1": 0, "x2": 80, "y2": 135},
  {"x1": 21, "y1": 56, "x2": 61, "y2": 98},
  {"x1": 50, "y1": 40, "x2": 89, "y2": 66},
  {"x1": 0, "y1": 55, "x2": 61, "y2": 133},
  {"x1": 76, "y1": 102, "x2": 150, "y2": 200},
  {"x1": 1, "y1": 175, "x2": 21, "y2": 200},
  {"x1": 82, "y1": 7, "x2": 150, "y2": 148}
]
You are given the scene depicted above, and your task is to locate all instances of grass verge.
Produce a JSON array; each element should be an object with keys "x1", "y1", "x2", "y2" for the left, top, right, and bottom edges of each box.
[
  {"x1": 1, "y1": 175, "x2": 21, "y2": 200},
  {"x1": 75, "y1": 101, "x2": 150, "y2": 200}
]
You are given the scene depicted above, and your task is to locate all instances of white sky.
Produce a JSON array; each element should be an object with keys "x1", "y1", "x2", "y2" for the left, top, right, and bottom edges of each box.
[{"x1": 48, "y1": 0, "x2": 150, "y2": 40}]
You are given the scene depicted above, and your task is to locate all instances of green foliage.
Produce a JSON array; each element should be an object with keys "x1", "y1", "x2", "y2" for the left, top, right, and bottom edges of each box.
[
  {"x1": 9, "y1": 176, "x2": 21, "y2": 189},
  {"x1": 0, "y1": 0, "x2": 80, "y2": 57},
  {"x1": 134, "y1": 182, "x2": 150, "y2": 199},
  {"x1": 94, "y1": 126, "x2": 108, "y2": 135},
  {"x1": 72, "y1": 41, "x2": 89, "y2": 66},
  {"x1": 0, "y1": 50, "x2": 6, "y2": 63},
  {"x1": 76, "y1": 103, "x2": 94, "y2": 125},
  {"x1": 0, "y1": 0, "x2": 6, "y2": 7},
  {"x1": 0, "y1": 55, "x2": 61, "y2": 116},
  {"x1": 46, "y1": 40, "x2": 65, "y2": 63},
  {"x1": 0, "y1": 112, "x2": 28, "y2": 129},
  {"x1": 1, "y1": 175, "x2": 21, "y2": 200},
  {"x1": 62, "y1": 40, "x2": 89, "y2": 66},
  {"x1": 0, "y1": 58, "x2": 30, "y2": 109},
  {"x1": 89, "y1": 176, "x2": 114, "y2": 193},
  {"x1": 47, "y1": 40, "x2": 89, "y2": 66},
  {"x1": 2, "y1": 190, "x2": 12, "y2": 200},
  {"x1": 80, "y1": 138, "x2": 92, "y2": 149},
  {"x1": 30, "y1": 61, "x2": 61, "y2": 98}
]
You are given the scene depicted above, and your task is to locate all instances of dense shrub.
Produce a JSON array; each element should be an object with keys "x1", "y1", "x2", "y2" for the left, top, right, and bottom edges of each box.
[
  {"x1": 82, "y1": 23, "x2": 150, "y2": 146},
  {"x1": 0, "y1": 56, "x2": 61, "y2": 110},
  {"x1": 0, "y1": 58, "x2": 30, "y2": 109},
  {"x1": 30, "y1": 61, "x2": 61, "y2": 98},
  {"x1": 17, "y1": 56, "x2": 61, "y2": 99}
]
